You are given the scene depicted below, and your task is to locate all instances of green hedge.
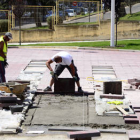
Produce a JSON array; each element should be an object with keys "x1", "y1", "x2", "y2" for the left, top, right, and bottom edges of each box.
[{"x1": 0, "y1": 20, "x2": 8, "y2": 32}]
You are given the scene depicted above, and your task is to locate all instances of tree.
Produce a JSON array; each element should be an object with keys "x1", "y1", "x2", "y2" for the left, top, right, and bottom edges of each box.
[
  {"x1": 9, "y1": 0, "x2": 25, "y2": 45},
  {"x1": 26, "y1": 0, "x2": 55, "y2": 6},
  {"x1": 26, "y1": 0, "x2": 56, "y2": 27}
]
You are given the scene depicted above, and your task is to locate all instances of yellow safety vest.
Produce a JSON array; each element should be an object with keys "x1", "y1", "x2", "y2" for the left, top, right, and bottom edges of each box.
[{"x1": 0, "y1": 36, "x2": 7, "y2": 61}]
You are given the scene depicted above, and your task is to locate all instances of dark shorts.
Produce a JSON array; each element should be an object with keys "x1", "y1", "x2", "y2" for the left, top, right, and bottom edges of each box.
[
  {"x1": 0, "y1": 61, "x2": 6, "y2": 83},
  {"x1": 54, "y1": 60, "x2": 80, "y2": 81}
]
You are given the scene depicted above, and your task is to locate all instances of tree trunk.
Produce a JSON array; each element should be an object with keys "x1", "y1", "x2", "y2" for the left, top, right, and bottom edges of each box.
[
  {"x1": 19, "y1": 17, "x2": 21, "y2": 46},
  {"x1": 34, "y1": 8, "x2": 42, "y2": 27},
  {"x1": 129, "y1": 0, "x2": 132, "y2": 15}
]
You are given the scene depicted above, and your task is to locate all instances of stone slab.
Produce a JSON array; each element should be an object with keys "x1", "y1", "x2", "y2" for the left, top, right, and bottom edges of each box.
[
  {"x1": 133, "y1": 109, "x2": 140, "y2": 113},
  {"x1": 0, "y1": 103, "x2": 16, "y2": 107},
  {"x1": 22, "y1": 116, "x2": 32, "y2": 125},
  {"x1": 35, "y1": 91, "x2": 94, "y2": 96},
  {"x1": 123, "y1": 115, "x2": 137, "y2": 119},
  {"x1": 67, "y1": 130, "x2": 100, "y2": 139},
  {"x1": 103, "y1": 81, "x2": 122, "y2": 95},
  {"x1": 0, "y1": 96, "x2": 17, "y2": 103},
  {"x1": 99, "y1": 129, "x2": 126, "y2": 134},
  {"x1": 54, "y1": 78, "x2": 75, "y2": 93},
  {"x1": 128, "y1": 130, "x2": 140, "y2": 140},
  {"x1": 100, "y1": 94, "x2": 124, "y2": 99},
  {"x1": 124, "y1": 118, "x2": 139, "y2": 124}
]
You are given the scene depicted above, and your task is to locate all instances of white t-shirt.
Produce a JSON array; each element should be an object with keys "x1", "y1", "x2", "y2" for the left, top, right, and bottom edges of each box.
[{"x1": 51, "y1": 51, "x2": 73, "y2": 66}]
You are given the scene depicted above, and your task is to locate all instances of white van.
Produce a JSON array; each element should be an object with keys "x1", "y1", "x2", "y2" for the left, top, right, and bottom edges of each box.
[{"x1": 66, "y1": 9, "x2": 76, "y2": 17}]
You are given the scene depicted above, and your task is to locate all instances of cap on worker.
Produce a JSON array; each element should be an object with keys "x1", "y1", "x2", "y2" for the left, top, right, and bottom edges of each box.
[{"x1": 5, "y1": 32, "x2": 13, "y2": 40}]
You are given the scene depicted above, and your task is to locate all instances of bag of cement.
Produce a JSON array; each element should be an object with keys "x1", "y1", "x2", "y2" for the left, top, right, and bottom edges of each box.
[{"x1": 95, "y1": 100, "x2": 109, "y2": 115}]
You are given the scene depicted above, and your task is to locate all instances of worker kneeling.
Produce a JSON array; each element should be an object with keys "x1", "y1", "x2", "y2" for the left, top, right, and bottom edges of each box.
[{"x1": 44, "y1": 51, "x2": 83, "y2": 93}]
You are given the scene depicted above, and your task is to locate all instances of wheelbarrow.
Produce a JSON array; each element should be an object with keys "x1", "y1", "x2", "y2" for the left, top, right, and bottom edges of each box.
[{"x1": 0, "y1": 82, "x2": 29, "y2": 100}]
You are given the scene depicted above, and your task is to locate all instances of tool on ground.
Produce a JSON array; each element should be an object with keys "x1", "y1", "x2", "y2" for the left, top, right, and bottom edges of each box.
[{"x1": 107, "y1": 101, "x2": 123, "y2": 105}]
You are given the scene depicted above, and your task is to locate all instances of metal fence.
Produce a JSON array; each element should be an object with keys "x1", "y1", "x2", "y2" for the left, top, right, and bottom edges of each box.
[
  {"x1": 11, "y1": 5, "x2": 55, "y2": 29},
  {"x1": 0, "y1": 10, "x2": 11, "y2": 33},
  {"x1": 56, "y1": 0, "x2": 101, "y2": 25}
]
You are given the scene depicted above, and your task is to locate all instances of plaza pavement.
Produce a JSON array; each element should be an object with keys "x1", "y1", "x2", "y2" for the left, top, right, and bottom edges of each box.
[
  {"x1": 3, "y1": 46, "x2": 140, "y2": 140},
  {"x1": 6, "y1": 47, "x2": 140, "y2": 86}
]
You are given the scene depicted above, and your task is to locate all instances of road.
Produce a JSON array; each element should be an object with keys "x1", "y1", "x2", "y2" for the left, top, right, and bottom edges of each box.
[
  {"x1": 64, "y1": 3, "x2": 140, "y2": 24},
  {"x1": 14, "y1": 3, "x2": 140, "y2": 29}
]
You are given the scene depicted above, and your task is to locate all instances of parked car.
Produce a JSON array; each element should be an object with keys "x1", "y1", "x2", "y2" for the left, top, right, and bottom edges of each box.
[
  {"x1": 73, "y1": 7, "x2": 82, "y2": 15},
  {"x1": 0, "y1": 12, "x2": 6, "y2": 19},
  {"x1": 23, "y1": 12, "x2": 31, "y2": 17},
  {"x1": 65, "y1": 9, "x2": 76, "y2": 17},
  {"x1": 83, "y1": 8, "x2": 88, "y2": 15},
  {"x1": 44, "y1": 10, "x2": 66, "y2": 20}
]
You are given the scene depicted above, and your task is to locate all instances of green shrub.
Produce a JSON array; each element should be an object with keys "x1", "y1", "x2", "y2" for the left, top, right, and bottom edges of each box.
[
  {"x1": 47, "y1": 16, "x2": 53, "y2": 29},
  {"x1": 0, "y1": 20, "x2": 8, "y2": 32},
  {"x1": 81, "y1": 12, "x2": 85, "y2": 15},
  {"x1": 58, "y1": 17, "x2": 63, "y2": 24}
]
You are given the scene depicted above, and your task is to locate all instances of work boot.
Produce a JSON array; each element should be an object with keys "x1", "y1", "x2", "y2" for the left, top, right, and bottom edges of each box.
[
  {"x1": 78, "y1": 87, "x2": 83, "y2": 93},
  {"x1": 44, "y1": 86, "x2": 52, "y2": 91}
]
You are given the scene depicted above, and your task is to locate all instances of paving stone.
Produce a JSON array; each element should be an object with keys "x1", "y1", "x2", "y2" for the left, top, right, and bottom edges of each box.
[
  {"x1": 104, "y1": 111, "x2": 121, "y2": 116},
  {"x1": 124, "y1": 118, "x2": 139, "y2": 124},
  {"x1": 100, "y1": 94, "x2": 124, "y2": 99},
  {"x1": 54, "y1": 78, "x2": 75, "y2": 93},
  {"x1": 0, "y1": 96, "x2": 17, "y2": 103},
  {"x1": 0, "y1": 129, "x2": 17, "y2": 134},
  {"x1": 99, "y1": 129, "x2": 126, "y2": 134},
  {"x1": 0, "y1": 103, "x2": 16, "y2": 107},
  {"x1": 67, "y1": 130, "x2": 100, "y2": 140},
  {"x1": 132, "y1": 105, "x2": 140, "y2": 109},
  {"x1": 123, "y1": 115, "x2": 137, "y2": 119},
  {"x1": 128, "y1": 130, "x2": 140, "y2": 140},
  {"x1": 22, "y1": 116, "x2": 32, "y2": 125},
  {"x1": 133, "y1": 109, "x2": 140, "y2": 113},
  {"x1": 103, "y1": 81, "x2": 122, "y2": 95}
]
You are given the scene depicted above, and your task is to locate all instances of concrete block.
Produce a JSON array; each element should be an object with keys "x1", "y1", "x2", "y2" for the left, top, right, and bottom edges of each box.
[
  {"x1": 128, "y1": 130, "x2": 140, "y2": 140},
  {"x1": 123, "y1": 115, "x2": 137, "y2": 119},
  {"x1": 132, "y1": 105, "x2": 140, "y2": 109},
  {"x1": 99, "y1": 129, "x2": 126, "y2": 134},
  {"x1": 67, "y1": 130, "x2": 100, "y2": 139},
  {"x1": 124, "y1": 118, "x2": 139, "y2": 124},
  {"x1": 0, "y1": 103, "x2": 16, "y2": 107},
  {"x1": 54, "y1": 78, "x2": 75, "y2": 93},
  {"x1": 0, "y1": 129, "x2": 17, "y2": 134},
  {"x1": 133, "y1": 109, "x2": 140, "y2": 113},
  {"x1": 103, "y1": 81, "x2": 122, "y2": 95},
  {"x1": 0, "y1": 96, "x2": 17, "y2": 103},
  {"x1": 104, "y1": 111, "x2": 121, "y2": 116}
]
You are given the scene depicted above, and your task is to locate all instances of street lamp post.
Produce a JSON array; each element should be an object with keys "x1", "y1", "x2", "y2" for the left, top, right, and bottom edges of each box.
[{"x1": 110, "y1": 0, "x2": 115, "y2": 47}]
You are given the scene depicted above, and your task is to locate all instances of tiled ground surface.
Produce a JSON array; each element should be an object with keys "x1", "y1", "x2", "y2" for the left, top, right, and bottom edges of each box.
[
  {"x1": 4, "y1": 47, "x2": 140, "y2": 139},
  {"x1": 6, "y1": 48, "x2": 140, "y2": 86}
]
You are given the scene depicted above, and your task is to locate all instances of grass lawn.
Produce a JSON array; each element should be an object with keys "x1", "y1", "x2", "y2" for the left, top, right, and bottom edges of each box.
[
  {"x1": 64, "y1": 22, "x2": 98, "y2": 26},
  {"x1": 12, "y1": 39, "x2": 140, "y2": 50},
  {"x1": 120, "y1": 12, "x2": 140, "y2": 21}
]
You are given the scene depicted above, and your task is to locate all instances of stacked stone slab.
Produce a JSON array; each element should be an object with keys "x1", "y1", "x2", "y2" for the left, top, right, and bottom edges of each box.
[{"x1": 67, "y1": 130, "x2": 101, "y2": 140}]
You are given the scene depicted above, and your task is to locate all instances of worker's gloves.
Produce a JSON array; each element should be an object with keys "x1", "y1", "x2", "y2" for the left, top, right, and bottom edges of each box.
[
  {"x1": 50, "y1": 71, "x2": 58, "y2": 80},
  {"x1": 4, "y1": 59, "x2": 9, "y2": 68},
  {"x1": 73, "y1": 76, "x2": 78, "y2": 81},
  {"x1": 50, "y1": 71, "x2": 54, "y2": 76}
]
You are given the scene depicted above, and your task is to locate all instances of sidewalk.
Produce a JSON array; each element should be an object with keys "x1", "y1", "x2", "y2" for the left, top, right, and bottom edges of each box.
[{"x1": 3, "y1": 47, "x2": 140, "y2": 140}]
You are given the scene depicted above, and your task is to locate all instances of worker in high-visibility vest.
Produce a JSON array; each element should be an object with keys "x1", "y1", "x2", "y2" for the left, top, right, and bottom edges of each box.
[{"x1": 0, "y1": 32, "x2": 13, "y2": 83}]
